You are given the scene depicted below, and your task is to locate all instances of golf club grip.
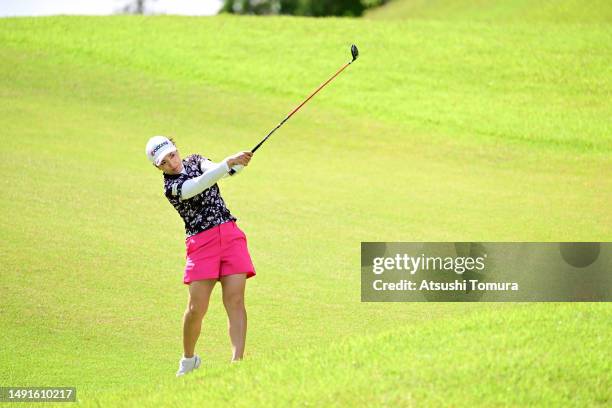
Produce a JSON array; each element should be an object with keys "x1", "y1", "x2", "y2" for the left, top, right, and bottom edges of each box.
[{"x1": 228, "y1": 165, "x2": 244, "y2": 175}]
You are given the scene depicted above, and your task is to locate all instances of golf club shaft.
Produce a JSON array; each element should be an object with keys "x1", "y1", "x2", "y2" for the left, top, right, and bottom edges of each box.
[
  {"x1": 228, "y1": 47, "x2": 357, "y2": 175},
  {"x1": 251, "y1": 59, "x2": 353, "y2": 153}
]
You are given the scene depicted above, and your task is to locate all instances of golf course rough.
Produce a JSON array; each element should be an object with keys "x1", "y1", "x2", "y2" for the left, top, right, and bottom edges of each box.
[{"x1": 0, "y1": 3, "x2": 610, "y2": 406}]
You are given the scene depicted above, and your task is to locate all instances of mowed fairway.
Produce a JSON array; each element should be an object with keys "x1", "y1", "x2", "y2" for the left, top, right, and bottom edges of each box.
[{"x1": 0, "y1": 9, "x2": 611, "y2": 407}]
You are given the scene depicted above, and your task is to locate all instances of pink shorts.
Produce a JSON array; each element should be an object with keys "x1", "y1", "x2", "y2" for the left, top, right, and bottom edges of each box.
[{"x1": 184, "y1": 220, "x2": 256, "y2": 285}]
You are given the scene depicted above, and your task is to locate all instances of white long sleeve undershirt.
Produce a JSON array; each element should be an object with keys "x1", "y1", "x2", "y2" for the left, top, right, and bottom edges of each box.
[{"x1": 180, "y1": 159, "x2": 243, "y2": 200}]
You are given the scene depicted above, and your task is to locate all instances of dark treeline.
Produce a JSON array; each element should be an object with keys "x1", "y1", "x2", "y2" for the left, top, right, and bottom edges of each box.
[{"x1": 222, "y1": 0, "x2": 389, "y2": 17}]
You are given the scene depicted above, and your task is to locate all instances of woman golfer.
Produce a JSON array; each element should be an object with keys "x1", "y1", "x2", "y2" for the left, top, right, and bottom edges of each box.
[{"x1": 145, "y1": 135, "x2": 255, "y2": 377}]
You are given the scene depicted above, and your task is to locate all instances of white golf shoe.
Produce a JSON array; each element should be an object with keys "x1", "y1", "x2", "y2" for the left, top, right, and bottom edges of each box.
[{"x1": 176, "y1": 355, "x2": 201, "y2": 377}]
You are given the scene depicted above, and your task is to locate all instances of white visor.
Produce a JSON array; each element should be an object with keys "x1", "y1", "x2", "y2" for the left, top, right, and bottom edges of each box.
[{"x1": 146, "y1": 135, "x2": 177, "y2": 166}]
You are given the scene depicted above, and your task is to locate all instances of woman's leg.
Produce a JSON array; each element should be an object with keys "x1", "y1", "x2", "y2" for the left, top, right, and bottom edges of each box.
[
  {"x1": 183, "y1": 279, "x2": 217, "y2": 358},
  {"x1": 220, "y1": 273, "x2": 247, "y2": 361}
]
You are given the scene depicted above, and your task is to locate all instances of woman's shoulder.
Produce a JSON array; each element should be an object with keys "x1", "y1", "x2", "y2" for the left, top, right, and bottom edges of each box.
[
  {"x1": 182, "y1": 153, "x2": 209, "y2": 178},
  {"x1": 184, "y1": 153, "x2": 208, "y2": 164}
]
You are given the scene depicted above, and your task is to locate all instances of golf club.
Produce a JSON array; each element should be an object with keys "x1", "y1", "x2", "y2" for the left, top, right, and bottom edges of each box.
[{"x1": 229, "y1": 44, "x2": 359, "y2": 175}]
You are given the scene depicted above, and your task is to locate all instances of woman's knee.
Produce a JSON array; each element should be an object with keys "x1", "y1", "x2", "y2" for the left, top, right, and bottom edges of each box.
[
  {"x1": 186, "y1": 301, "x2": 208, "y2": 318},
  {"x1": 222, "y1": 292, "x2": 244, "y2": 310},
  {"x1": 186, "y1": 280, "x2": 215, "y2": 318}
]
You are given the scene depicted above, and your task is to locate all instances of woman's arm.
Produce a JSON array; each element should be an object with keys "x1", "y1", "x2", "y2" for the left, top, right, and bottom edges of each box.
[
  {"x1": 181, "y1": 160, "x2": 230, "y2": 200},
  {"x1": 201, "y1": 159, "x2": 243, "y2": 178},
  {"x1": 181, "y1": 151, "x2": 252, "y2": 200}
]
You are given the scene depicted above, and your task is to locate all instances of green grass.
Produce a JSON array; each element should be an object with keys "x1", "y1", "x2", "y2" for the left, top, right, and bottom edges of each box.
[
  {"x1": 366, "y1": 0, "x2": 612, "y2": 23},
  {"x1": 0, "y1": 11, "x2": 610, "y2": 407},
  {"x1": 89, "y1": 303, "x2": 611, "y2": 407}
]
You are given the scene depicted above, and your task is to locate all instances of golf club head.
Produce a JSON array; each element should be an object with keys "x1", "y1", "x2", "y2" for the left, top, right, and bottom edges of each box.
[{"x1": 351, "y1": 44, "x2": 359, "y2": 62}]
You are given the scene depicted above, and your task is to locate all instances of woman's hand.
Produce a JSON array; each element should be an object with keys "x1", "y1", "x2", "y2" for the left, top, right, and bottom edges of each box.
[{"x1": 226, "y1": 151, "x2": 253, "y2": 168}]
